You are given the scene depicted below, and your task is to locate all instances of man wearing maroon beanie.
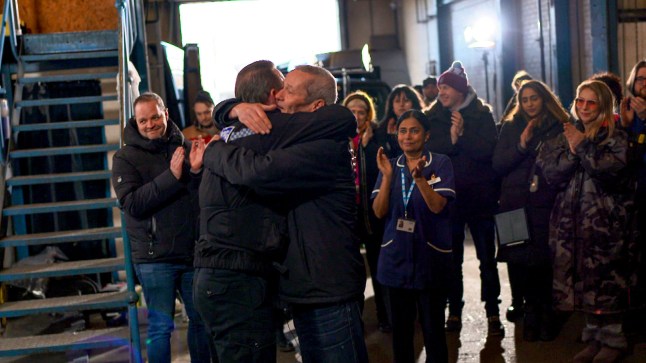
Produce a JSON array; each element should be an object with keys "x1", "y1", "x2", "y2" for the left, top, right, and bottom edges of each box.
[{"x1": 424, "y1": 61, "x2": 504, "y2": 337}]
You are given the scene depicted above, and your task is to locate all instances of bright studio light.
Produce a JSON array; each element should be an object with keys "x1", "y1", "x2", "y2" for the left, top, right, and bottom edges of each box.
[{"x1": 464, "y1": 17, "x2": 497, "y2": 49}]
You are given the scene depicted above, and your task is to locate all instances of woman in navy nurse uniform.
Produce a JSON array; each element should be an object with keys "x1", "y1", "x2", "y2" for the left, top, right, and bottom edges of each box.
[{"x1": 372, "y1": 110, "x2": 456, "y2": 363}]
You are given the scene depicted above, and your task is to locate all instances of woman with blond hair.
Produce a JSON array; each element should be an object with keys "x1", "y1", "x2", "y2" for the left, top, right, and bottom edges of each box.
[
  {"x1": 537, "y1": 80, "x2": 637, "y2": 362},
  {"x1": 343, "y1": 90, "x2": 392, "y2": 331},
  {"x1": 493, "y1": 80, "x2": 569, "y2": 341}
]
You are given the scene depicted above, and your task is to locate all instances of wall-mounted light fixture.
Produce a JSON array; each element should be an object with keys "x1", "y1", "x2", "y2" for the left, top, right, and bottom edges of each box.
[{"x1": 464, "y1": 17, "x2": 497, "y2": 103}]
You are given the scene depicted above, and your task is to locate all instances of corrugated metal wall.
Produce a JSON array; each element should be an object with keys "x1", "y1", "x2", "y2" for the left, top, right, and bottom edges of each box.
[{"x1": 618, "y1": 0, "x2": 646, "y2": 90}]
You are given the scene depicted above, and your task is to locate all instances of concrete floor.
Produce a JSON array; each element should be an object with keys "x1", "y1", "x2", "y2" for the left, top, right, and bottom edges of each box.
[
  {"x1": 2, "y1": 235, "x2": 646, "y2": 363},
  {"x1": 355, "y1": 237, "x2": 646, "y2": 363}
]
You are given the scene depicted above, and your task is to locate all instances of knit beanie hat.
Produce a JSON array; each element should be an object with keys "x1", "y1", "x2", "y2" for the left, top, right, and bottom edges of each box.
[{"x1": 438, "y1": 61, "x2": 469, "y2": 95}]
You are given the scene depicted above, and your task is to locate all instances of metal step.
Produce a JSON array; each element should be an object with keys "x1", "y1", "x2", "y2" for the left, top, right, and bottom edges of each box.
[
  {"x1": 0, "y1": 291, "x2": 132, "y2": 318},
  {"x1": 18, "y1": 72, "x2": 118, "y2": 84},
  {"x1": 0, "y1": 257, "x2": 125, "y2": 282},
  {"x1": 0, "y1": 226, "x2": 121, "y2": 248},
  {"x1": 9, "y1": 143, "x2": 119, "y2": 158},
  {"x1": 22, "y1": 31, "x2": 118, "y2": 56},
  {"x1": 5, "y1": 56, "x2": 119, "y2": 74},
  {"x1": 16, "y1": 95, "x2": 117, "y2": 108},
  {"x1": 13, "y1": 118, "x2": 120, "y2": 132},
  {"x1": 20, "y1": 51, "x2": 119, "y2": 63},
  {"x1": 0, "y1": 327, "x2": 130, "y2": 357},
  {"x1": 2, "y1": 197, "x2": 117, "y2": 216},
  {"x1": 7, "y1": 170, "x2": 112, "y2": 186}
]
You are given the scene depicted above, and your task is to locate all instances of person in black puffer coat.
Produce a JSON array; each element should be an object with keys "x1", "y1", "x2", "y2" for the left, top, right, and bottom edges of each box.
[
  {"x1": 424, "y1": 61, "x2": 504, "y2": 337},
  {"x1": 112, "y1": 92, "x2": 213, "y2": 363}
]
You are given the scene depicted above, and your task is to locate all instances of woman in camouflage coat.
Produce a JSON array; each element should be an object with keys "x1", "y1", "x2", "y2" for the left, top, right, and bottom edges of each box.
[{"x1": 537, "y1": 80, "x2": 637, "y2": 362}]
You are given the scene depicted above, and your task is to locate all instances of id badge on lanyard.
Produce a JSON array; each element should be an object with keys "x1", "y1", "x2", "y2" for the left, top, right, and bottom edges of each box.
[{"x1": 396, "y1": 168, "x2": 416, "y2": 234}]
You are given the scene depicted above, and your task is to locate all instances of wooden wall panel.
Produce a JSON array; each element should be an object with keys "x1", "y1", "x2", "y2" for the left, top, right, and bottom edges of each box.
[{"x1": 11, "y1": 0, "x2": 117, "y2": 33}]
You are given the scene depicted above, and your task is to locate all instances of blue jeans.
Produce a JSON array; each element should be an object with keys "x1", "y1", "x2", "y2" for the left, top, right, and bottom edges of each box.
[
  {"x1": 291, "y1": 300, "x2": 368, "y2": 363},
  {"x1": 448, "y1": 216, "x2": 501, "y2": 317},
  {"x1": 193, "y1": 268, "x2": 276, "y2": 363},
  {"x1": 135, "y1": 263, "x2": 212, "y2": 363}
]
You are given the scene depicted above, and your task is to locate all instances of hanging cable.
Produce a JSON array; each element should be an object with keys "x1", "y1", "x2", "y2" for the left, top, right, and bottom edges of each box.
[{"x1": 537, "y1": 0, "x2": 546, "y2": 82}]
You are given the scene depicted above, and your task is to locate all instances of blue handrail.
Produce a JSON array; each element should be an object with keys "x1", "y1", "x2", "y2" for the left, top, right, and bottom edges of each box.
[
  {"x1": 0, "y1": 0, "x2": 20, "y2": 163},
  {"x1": 0, "y1": 0, "x2": 20, "y2": 94},
  {"x1": 0, "y1": 0, "x2": 18, "y2": 165},
  {"x1": 115, "y1": 2, "x2": 143, "y2": 362},
  {"x1": 0, "y1": 2, "x2": 9, "y2": 97},
  {"x1": 115, "y1": 0, "x2": 139, "y2": 146}
]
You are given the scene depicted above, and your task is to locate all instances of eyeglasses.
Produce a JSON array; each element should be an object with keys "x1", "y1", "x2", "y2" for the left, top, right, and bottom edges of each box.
[
  {"x1": 635, "y1": 76, "x2": 646, "y2": 85},
  {"x1": 575, "y1": 98, "x2": 598, "y2": 110}
]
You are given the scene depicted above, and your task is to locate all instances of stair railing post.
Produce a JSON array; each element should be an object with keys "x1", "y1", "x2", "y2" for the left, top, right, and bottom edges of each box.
[
  {"x1": 116, "y1": 2, "x2": 142, "y2": 362},
  {"x1": 6, "y1": 0, "x2": 20, "y2": 62},
  {"x1": 120, "y1": 212, "x2": 143, "y2": 363},
  {"x1": 0, "y1": 1, "x2": 11, "y2": 95},
  {"x1": 116, "y1": 0, "x2": 133, "y2": 147}
]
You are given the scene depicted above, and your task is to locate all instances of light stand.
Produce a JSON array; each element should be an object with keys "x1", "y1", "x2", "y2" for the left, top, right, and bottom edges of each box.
[
  {"x1": 482, "y1": 50, "x2": 490, "y2": 103},
  {"x1": 464, "y1": 18, "x2": 496, "y2": 104}
]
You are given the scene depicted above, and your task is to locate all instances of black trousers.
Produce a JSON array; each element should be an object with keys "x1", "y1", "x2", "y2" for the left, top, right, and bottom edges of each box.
[
  {"x1": 362, "y1": 232, "x2": 391, "y2": 325},
  {"x1": 448, "y1": 215, "x2": 501, "y2": 317},
  {"x1": 507, "y1": 262, "x2": 553, "y2": 311},
  {"x1": 388, "y1": 286, "x2": 448, "y2": 363},
  {"x1": 194, "y1": 268, "x2": 276, "y2": 363}
]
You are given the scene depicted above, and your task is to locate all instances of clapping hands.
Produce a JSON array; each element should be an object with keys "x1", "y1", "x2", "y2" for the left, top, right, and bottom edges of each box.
[
  {"x1": 189, "y1": 137, "x2": 206, "y2": 172},
  {"x1": 376, "y1": 147, "x2": 392, "y2": 177},
  {"x1": 450, "y1": 111, "x2": 464, "y2": 144},
  {"x1": 563, "y1": 123, "x2": 585, "y2": 154}
]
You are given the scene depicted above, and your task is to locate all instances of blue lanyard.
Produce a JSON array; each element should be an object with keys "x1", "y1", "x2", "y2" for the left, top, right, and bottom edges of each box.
[{"x1": 401, "y1": 168, "x2": 415, "y2": 219}]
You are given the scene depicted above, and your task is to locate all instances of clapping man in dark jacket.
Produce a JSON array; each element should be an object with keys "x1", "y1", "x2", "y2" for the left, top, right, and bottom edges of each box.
[
  {"x1": 620, "y1": 59, "x2": 646, "y2": 332},
  {"x1": 424, "y1": 61, "x2": 504, "y2": 337},
  {"x1": 112, "y1": 92, "x2": 212, "y2": 363}
]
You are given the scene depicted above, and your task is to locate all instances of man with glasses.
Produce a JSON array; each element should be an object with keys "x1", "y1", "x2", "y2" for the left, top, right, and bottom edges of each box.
[
  {"x1": 183, "y1": 90, "x2": 219, "y2": 143},
  {"x1": 621, "y1": 59, "x2": 646, "y2": 334}
]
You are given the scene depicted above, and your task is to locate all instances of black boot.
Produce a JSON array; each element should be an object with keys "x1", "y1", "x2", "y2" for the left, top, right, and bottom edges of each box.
[
  {"x1": 506, "y1": 303, "x2": 524, "y2": 323},
  {"x1": 539, "y1": 308, "x2": 558, "y2": 341},
  {"x1": 523, "y1": 306, "x2": 540, "y2": 342}
]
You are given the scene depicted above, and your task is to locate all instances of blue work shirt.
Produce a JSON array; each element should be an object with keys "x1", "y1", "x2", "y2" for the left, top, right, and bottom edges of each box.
[{"x1": 371, "y1": 150, "x2": 456, "y2": 290}]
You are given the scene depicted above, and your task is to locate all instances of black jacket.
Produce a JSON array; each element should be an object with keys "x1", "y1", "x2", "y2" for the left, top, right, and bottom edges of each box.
[
  {"x1": 356, "y1": 127, "x2": 384, "y2": 239},
  {"x1": 112, "y1": 119, "x2": 200, "y2": 265},
  {"x1": 621, "y1": 114, "x2": 646, "y2": 204},
  {"x1": 374, "y1": 118, "x2": 401, "y2": 158},
  {"x1": 424, "y1": 88, "x2": 499, "y2": 216},
  {"x1": 492, "y1": 114, "x2": 563, "y2": 265},
  {"x1": 206, "y1": 105, "x2": 366, "y2": 305},
  {"x1": 197, "y1": 105, "x2": 361, "y2": 281}
]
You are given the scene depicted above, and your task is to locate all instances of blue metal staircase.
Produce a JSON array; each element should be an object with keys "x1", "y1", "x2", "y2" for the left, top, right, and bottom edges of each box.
[{"x1": 0, "y1": 1, "x2": 145, "y2": 361}]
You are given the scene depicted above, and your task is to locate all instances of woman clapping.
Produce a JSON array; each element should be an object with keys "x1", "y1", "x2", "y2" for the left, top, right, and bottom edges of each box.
[
  {"x1": 537, "y1": 80, "x2": 638, "y2": 362},
  {"x1": 372, "y1": 110, "x2": 455, "y2": 363}
]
